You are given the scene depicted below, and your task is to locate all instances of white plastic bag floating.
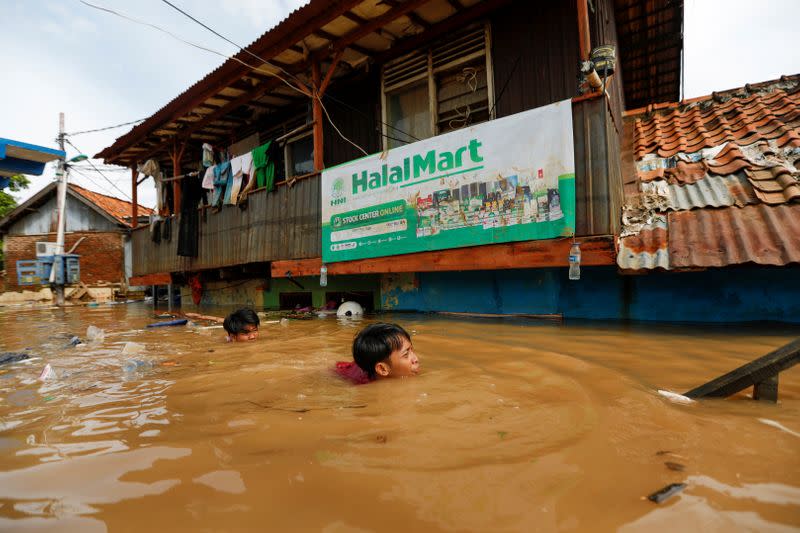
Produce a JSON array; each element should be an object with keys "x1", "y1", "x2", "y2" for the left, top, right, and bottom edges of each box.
[
  {"x1": 121, "y1": 342, "x2": 145, "y2": 355},
  {"x1": 336, "y1": 301, "x2": 364, "y2": 317},
  {"x1": 38, "y1": 363, "x2": 57, "y2": 381},
  {"x1": 657, "y1": 389, "x2": 695, "y2": 405},
  {"x1": 86, "y1": 325, "x2": 105, "y2": 342}
]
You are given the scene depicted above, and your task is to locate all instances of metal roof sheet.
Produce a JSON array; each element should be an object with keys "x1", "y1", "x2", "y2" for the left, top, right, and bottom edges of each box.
[
  {"x1": 617, "y1": 214, "x2": 669, "y2": 270},
  {"x1": 668, "y1": 204, "x2": 800, "y2": 268},
  {"x1": 620, "y1": 76, "x2": 800, "y2": 270},
  {"x1": 641, "y1": 173, "x2": 758, "y2": 211}
]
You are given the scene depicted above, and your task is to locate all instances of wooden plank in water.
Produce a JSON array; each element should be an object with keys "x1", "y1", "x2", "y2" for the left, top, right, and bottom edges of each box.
[{"x1": 684, "y1": 338, "x2": 800, "y2": 401}]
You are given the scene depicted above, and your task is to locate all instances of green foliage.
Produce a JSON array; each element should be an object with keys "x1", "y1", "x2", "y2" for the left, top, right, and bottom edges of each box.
[{"x1": 1, "y1": 174, "x2": 32, "y2": 269}]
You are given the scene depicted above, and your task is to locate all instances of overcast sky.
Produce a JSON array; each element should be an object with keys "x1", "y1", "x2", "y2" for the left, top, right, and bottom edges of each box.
[{"x1": 2, "y1": 0, "x2": 798, "y2": 208}]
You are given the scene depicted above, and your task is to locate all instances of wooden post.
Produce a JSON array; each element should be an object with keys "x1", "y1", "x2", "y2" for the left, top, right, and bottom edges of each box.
[
  {"x1": 577, "y1": 0, "x2": 591, "y2": 61},
  {"x1": 171, "y1": 141, "x2": 186, "y2": 214},
  {"x1": 753, "y1": 374, "x2": 779, "y2": 402},
  {"x1": 684, "y1": 337, "x2": 800, "y2": 403},
  {"x1": 131, "y1": 164, "x2": 138, "y2": 228},
  {"x1": 312, "y1": 60, "x2": 324, "y2": 172}
]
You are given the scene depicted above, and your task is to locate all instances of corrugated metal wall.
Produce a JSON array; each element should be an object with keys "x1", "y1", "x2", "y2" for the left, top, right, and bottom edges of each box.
[
  {"x1": 572, "y1": 96, "x2": 623, "y2": 236},
  {"x1": 131, "y1": 175, "x2": 321, "y2": 276},
  {"x1": 322, "y1": 71, "x2": 382, "y2": 168},
  {"x1": 7, "y1": 194, "x2": 118, "y2": 235},
  {"x1": 490, "y1": 1, "x2": 580, "y2": 119}
]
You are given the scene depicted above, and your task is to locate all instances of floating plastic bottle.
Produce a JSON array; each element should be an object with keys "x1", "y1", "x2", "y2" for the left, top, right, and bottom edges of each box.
[
  {"x1": 122, "y1": 359, "x2": 153, "y2": 373},
  {"x1": 320, "y1": 264, "x2": 328, "y2": 287},
  {"x1": 568, "y1": 242, "x2": 581, "y2": 280}
]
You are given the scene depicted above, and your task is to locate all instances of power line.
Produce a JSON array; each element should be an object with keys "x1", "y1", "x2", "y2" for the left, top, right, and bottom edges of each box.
[
  {"x1": 64, "y1": 138, "x2": 132, "y2": 200},
  {"x1": 67, "y1": 118, "x2": 147, "y2": 136},
  {"x1": 70, "y1": 167, "x2": 121, "y2": 199}
]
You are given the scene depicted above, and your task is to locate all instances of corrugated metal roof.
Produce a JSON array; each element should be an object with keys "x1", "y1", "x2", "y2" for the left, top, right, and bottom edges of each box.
[
  {"x1": 619, "y1": 76, "x2": 800, "y2": 270},
  {"x1": 669, "y1": 204, "x2": 800, "y2": 268},
  {"x1": 617, "y1": 214, "x2": 669, "y2": 270},
  {"x1": 641, "y1": 173, "x2": 758, "y2": 211}
]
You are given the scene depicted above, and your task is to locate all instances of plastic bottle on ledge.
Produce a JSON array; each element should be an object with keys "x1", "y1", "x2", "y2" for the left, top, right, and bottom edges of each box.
[
  {"x1": 320, "y1": 264, "x2": 328, "y2": 287},
  {"x1": 568, "y1": 242, "x2": 581, "y2": 280}
]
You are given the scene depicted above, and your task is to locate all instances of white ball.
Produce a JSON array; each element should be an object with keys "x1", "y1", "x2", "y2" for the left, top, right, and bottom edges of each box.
[{"x1": 336, "y1": 301, "x2": 364, "y2": 317}]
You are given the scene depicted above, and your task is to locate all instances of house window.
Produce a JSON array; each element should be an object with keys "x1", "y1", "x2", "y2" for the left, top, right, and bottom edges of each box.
[
  {"x1": 381, "y1": 23, "x2": 494, "y2": 150},
  {"x1": 285, "y1": 132, "x2": 314, "y2": 177}
]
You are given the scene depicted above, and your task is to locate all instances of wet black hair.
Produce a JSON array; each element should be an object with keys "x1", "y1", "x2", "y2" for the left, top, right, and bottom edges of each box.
[
  {"x1": 352, "y1": 323, "x2": 411, "y2": 379},
  {"x1": 223, "y1": 308, "x2": 260, "y2": 335}
]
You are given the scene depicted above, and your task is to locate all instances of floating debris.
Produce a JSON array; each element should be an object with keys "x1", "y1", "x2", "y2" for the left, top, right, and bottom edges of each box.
[
  {"x1": 657, "y1": 390, "x2": 696, "y2": 404},
  {"x1": 146, "y1": 318, "x2": 188, "y2": 328},
  {"x1": 647, "y1": 483, "x2": 686, "y2": 504},
  {"x1": 38, "y1": 364, "x2": 56, "y2": 381},
  {"x1": 0, "y1": 353, "x2": 30, "y2": 366},
  {"x1": 664, "y1": 461, "x2": 685, "y2": 472}
]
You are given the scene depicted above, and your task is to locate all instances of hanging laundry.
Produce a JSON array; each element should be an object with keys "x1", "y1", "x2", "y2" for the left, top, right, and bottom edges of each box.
[
  {"x1": 252, "y1": 140, "x2": 277, "y2": 192},
  {"x1": 202, "y1": 143, "x2": 214, "y2": 168},
  {"x1": 229, "y1": 152, "x2": 253, "y2": 204},
  {"x1": 212, "y1": 161, "x2": 232, "y2": 208},
  {"x1": 177, "y1": 173, "x2": 203, "y2": 257},
  {"x1": 201, "y1": 164, "x2": 215, "y2": 190},
  {"x1": 237, "y1": 151, "x2": 258, "y2": 205},
  {"x1": 139, "y1": 159, "x2": 164, "y2": 213}
]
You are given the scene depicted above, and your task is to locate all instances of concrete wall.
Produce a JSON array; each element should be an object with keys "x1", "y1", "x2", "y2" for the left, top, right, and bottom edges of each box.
[
  {"x1": 382, "y1": 266, "x2": 800, "y2": 323},
  {"x1": 178, "y1": 265, "x2": 800, "y2": 324}
]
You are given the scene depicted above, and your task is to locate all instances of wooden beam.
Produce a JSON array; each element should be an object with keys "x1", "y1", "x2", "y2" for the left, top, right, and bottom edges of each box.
[
  {"x1": 684, "y1": 337, "x2": 800, "y2": 402},
  {"x1": 271, "y1": 236, "x2": 616, "y2": 277},
  {"x1": 444, "y1": 0, "x2": 463, "y2": 10},
  {"x1": 131, "y1": 165, "x2": 138, "y2": 228},
  {"x1": 128, "y1": 0, "x2": 433, "y2": 163},
  {"x1": 101, "y1": 0, "x2": 365, "y2": 163},
  {"x1": 130, "y1": 272, "x2": 172, "y2": 286},
  {"x1": 312, "y1": 61, "x2": 324, "y2": 172},
  {"x1": 577, "y1": 0, "x2": 591, "y2": 61},
  {"x1": 313, "y1": 28, "x2": 374, "y2": 57},
  {"x1": 372, "y1": 0, "x2": 512, "y2": 65},
  {"x1": 380, "y1": 0, "x2": 430, "y2": 29}
]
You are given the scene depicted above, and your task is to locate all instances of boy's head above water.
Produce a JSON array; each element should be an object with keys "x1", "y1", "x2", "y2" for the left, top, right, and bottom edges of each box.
[
  {"x1": 223, "y1": 308, "x2": 260, "y2": 342},
  {"x1": 353, "y1": 323, "x2": 420, "y2": 379}
]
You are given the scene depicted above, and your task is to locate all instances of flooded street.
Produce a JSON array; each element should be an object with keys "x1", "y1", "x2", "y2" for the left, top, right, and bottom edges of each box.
[{"x1": 0, "y1": 303, "x2": 798, "y2": 532}]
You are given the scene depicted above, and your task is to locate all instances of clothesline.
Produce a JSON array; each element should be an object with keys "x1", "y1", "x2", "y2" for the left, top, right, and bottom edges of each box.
[{"x1": 160, "y1": 170, "x2": 200, "y2": 182}]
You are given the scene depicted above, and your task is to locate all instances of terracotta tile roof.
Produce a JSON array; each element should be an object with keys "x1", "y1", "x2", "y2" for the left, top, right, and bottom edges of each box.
[
  {"x1": 618, "y1": 75, "x2": 800, "y2": 270},
  {"x1": 69, "y1": 183, "x2": 153, "y2": 227}
]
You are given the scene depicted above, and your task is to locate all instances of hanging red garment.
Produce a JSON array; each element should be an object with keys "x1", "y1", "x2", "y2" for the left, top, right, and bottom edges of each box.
[{"x1": 188, "y1": 273, "x2": 203, "y2": 305}]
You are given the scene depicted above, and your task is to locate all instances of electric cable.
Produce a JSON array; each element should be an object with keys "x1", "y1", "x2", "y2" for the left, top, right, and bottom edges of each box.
[
  {"x1": 67, "y1": 118, "x2": 146, "y2": 136},
  {"x1": 69, "y1": 167, "x2": 122, "y2": 199},
  {"x1": 488, "y1": 51, "x2": 524, "y2": 119},
  {"x1": 154, "y1": 0, "x2": 419, "y2": 145},
  {"x1": 65, "y1": 138, "x2": 132, "y2": 200}
]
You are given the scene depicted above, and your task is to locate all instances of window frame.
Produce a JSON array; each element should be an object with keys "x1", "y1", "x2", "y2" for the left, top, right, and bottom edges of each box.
[
  {"x1": 283, "y1": 129, "x2": 315, "y2": 179},
  {"x1": 380, "y1": 22, "x2": 495, "y2": 151}
]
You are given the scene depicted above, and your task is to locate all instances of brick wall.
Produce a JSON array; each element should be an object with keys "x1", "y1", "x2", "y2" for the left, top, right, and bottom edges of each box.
[{"x1": 3, "y1": 232, "x2": 125, "y2": 291}]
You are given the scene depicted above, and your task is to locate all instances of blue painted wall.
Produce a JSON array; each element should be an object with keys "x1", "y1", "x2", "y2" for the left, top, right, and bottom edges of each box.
[{"x1": 381, "y1": 266, "x2": 800, "y2": 323}]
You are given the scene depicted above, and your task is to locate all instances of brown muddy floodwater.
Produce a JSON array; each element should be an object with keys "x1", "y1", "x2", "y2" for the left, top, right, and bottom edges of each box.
[{"x1": 0, "y1": 303, "x2": 799, "y2": 532}]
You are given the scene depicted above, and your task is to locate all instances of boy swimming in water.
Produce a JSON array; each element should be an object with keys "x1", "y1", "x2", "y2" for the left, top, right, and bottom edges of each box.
[
  {"x1": 222, "y1": 308, "x2": 260, "y2": 342},
  {"x1": 335, "y1": 323, "x2": 420, "y2": 383}
]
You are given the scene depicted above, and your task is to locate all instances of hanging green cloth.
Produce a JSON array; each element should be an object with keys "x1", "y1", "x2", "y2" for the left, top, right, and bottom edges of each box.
[{"x1": 252, "y1": 140, "x2": 276, "y2": 192}]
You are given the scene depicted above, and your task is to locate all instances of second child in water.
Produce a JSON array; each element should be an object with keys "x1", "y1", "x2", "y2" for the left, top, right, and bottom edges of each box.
[{"x1": 336, "y1": 323, "x2": 420, "y2": 384}]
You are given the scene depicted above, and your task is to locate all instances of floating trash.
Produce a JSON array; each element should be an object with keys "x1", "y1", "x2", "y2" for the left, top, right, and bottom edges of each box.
[
  {"x1": 121, "y1": 342, "x2": 146, "y2": 355},
  {"x1": 146, "y1": 319, "x2": 188, "y2": 328},
  {"x1": 86, "y1": 325, "x2": 105, "y2": 342},
  {"x1": 657, "y1": 390, "x2": 695, "y2": 405},
  {"x1": 0, "y1": 353, "x2": 30, "y2": 366},
  {"x1": 38, "y1": 364, "x2": 57, "y2": 381},
  {"x1": 336, "y1": 301, "x2": 363, "y2": 317}
]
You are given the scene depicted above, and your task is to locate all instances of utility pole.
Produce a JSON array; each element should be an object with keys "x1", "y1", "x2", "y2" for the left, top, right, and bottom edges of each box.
[{"x1": 52, "y1": 112, "x2": 67, "y2": 306}]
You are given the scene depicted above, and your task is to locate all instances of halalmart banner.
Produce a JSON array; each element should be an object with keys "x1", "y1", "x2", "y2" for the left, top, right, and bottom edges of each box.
[{"x1": 321, "y1": 99, "x2": 575, "y2": 263}]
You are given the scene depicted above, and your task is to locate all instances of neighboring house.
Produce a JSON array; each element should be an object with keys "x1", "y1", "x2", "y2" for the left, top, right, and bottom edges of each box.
[{"x1": 0, "y1": 182, "x2": 152, "y2": 298}]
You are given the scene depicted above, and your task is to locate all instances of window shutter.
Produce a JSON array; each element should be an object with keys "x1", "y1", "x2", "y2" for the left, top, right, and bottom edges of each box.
[{"x1": 384, "y1": 50, "x2": 428, "y2": 92}]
